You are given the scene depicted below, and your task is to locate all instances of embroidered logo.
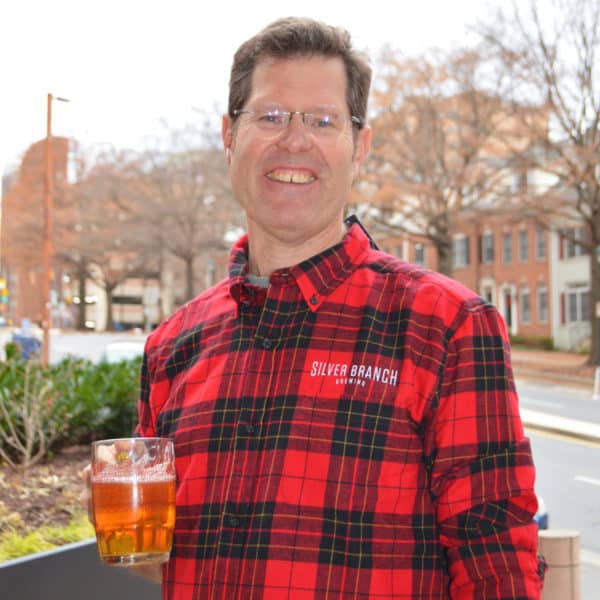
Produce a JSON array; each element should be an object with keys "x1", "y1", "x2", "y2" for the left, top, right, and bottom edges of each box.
[{"x1": 310, "y1": 360, "x2": 399, "y2": 388}]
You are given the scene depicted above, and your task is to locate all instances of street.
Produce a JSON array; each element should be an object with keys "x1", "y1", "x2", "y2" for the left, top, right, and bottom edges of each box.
[{"x1": 517, "y1": 377, "x2": 600, "y2": 600}]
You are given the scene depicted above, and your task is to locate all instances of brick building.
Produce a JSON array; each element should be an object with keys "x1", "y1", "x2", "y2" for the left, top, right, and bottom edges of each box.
[{"x1": 372, "y1": 213, "x2": 590, "y2": 351}]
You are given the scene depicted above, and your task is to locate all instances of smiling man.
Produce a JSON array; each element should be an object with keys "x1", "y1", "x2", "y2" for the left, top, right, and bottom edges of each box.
[{"x1": 128, "y1": 17, "x2": 544, "y2": 599}]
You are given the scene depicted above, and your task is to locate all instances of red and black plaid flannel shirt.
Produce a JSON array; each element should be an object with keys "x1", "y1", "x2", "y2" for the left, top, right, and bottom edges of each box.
[{"x1": 137, "y1": 219, "x2": 543, "y2": 599}]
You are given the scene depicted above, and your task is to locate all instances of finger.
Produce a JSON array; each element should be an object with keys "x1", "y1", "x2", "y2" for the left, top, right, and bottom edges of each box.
[{"x1": 79, "y1": 464, "x2": 94, "y2": 523}]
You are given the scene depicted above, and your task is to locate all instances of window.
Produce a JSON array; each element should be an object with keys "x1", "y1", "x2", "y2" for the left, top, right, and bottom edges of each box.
[
  {"x1": 537, "y1": 285, "x2": 548, "y2": 323},
  {"x1": 481, "y1": 285, "x2": 494, "y2": 305},
  {"x1": 566, "y1": 286, "x2": 590, "y2": 322},
  {"x1": 452, "y1": 236, "x2": 470, "y2": 269},
  {"x1": 520, "y1": 286, "x2": 531, "y2": 324},
  {"x1": 518, "y1": 230, "x2": 529, "y2": 262},
  {"x1": 563, "y1": 227, "x2": 586, "y2": 258},
  {"x1": 502, "y1": 232, "x2": 512, "y2": 263},
  {"x1": 481, "y1": 232, "x2": 494, "y2": 264},
  {"x1": 535, "y1": 227, "x2": 547, "y2": 260},
  {"x1": 395, "y1": 244, "x2": 403, "y2": 259},
  {"x1": 414, "y1": 243, "x2": 425, "y2": 266}
]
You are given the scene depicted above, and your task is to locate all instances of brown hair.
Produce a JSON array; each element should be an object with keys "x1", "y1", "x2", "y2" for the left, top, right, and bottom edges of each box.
[{"x1": 228, "y1": 17, "x2": 371, "y2": 128}]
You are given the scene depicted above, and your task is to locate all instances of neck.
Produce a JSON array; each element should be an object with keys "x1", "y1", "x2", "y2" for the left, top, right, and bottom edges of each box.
[{"x1": 246, "y1": 220, "x2": 346, "y2": 277}]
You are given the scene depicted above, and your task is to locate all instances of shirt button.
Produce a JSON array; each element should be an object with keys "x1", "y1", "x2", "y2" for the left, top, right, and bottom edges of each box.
[
  {"x1": 262, "y1": 338, "x2": 273, "y2": 349},
  {"x1": 228, "y1": 516, "x2": 240, "y2": 528},
  {"x1": 310, "y1": 295, "x2": 318, "y2": 305},
  {"x1": 244, "y1": 423, "x2": 256, "y2": 435}
]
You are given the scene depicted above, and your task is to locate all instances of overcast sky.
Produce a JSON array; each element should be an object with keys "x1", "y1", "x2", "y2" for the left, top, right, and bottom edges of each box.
[{"x1": 1, "y1": 0, "x2": 498, "y2": 178}]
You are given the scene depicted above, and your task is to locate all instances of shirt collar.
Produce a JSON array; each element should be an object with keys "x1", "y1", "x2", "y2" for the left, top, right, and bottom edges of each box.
[{"x1": 228, "y1": 216, "x2": 374, "y2": 311}]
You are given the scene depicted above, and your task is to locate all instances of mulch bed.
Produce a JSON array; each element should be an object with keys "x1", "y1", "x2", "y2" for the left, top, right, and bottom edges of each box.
[{"x1": 0, "y1": 445, "x2": 91, "y2": 536}]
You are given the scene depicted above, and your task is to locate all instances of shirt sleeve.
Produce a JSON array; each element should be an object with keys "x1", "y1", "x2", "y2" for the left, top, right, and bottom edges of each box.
[
  {"x1": 425, "y1": 301, "x2": 543, "y2": 599},
  {"x1": 135, "y1": 313, "x2": 181, "y2": 438}
]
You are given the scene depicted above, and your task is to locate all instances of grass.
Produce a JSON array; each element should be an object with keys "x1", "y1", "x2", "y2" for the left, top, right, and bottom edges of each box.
[{"x1": 0, "y1": 513, "x2": 94, "y2": 562}]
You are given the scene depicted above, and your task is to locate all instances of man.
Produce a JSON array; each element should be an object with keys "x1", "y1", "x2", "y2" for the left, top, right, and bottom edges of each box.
[{"x1": 87, "y1": 17, "x2": 544, "y2": 599}]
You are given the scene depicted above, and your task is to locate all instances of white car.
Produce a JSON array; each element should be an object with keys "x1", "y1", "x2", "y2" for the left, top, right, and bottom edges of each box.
[{"x1": 100, "y1": 340, "x2": 146, "y2": 364}]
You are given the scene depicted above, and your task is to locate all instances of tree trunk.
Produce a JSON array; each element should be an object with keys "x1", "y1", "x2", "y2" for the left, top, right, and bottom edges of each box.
[
  {"x1": 105, "y1": 288, "x2": 114, "y2": 331},
  {"x1": 77, "y1": 263, "x2": 87, "y2": 331},
  {"x1": 589, "y1": 248, "x2": 600, "y2": 366},
  {"x1": 185, "y1": 257, "x2": 194, "y2": 302},
  {"x1": 436, "y1": 238, "x2": 453, "y2": 276}
]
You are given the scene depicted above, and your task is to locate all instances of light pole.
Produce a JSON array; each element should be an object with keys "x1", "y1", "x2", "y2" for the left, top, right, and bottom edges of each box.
[{"x1": 42, "y1": 93, "x2": 69, "y2": 366}]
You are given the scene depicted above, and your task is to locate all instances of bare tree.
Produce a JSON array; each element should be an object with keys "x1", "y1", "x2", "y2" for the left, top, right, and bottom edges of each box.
[
  {"x1": 130, "y1": 124, "x2": 242, "y2": 303},
  {"x1": 477, "y1": 0, "x2": 600, "y2": 362},
  {"x1": 361, "y1": 47, "x2": 533, "y2": 275},
  {"x1": 55, "y1": 146, "x2": 152, "y2": 330}
]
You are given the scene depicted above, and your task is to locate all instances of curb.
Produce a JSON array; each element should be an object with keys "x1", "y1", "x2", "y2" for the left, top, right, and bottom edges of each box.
[{"x1": 521, "y1": 408, "x2": 600, "y2": 444}]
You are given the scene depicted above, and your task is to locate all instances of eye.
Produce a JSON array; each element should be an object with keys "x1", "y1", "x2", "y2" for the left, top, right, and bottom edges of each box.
[
  {"x1": 312, "y1": 113, "x2": 336, "y2": 129},
  {"x1": 259, "y1": 110, "x2": 286, "y2": 126}
]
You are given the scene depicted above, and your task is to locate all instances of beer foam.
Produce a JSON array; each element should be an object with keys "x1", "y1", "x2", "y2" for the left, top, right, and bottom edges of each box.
[{"x1": 92, "y1": 464, "x2": 175, "y2": 484}]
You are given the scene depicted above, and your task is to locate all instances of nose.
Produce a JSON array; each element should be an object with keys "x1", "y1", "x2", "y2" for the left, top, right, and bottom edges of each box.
[{"x1": 276, "y1": 112, "x2": 313, "y2": 152}]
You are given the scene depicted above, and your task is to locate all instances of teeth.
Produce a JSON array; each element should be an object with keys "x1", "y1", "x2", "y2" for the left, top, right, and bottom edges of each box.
[{"x1": 266, "y1": 169, "x2": 315, "y2": 184}]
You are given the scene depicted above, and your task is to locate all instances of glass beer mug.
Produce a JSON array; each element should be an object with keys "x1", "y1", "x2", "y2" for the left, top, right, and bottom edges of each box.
[{"x1": 90, "y1": 437, "x2": 176, "y2": 566}]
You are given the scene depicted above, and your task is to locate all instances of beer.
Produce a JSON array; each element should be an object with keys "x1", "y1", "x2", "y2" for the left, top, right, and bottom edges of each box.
[
  {"x1": 92, "y1": 474, "x2": 175, "y2": 565},
  {"x1": 91, "y1": 437, "x2": 176, "y2": 566}
]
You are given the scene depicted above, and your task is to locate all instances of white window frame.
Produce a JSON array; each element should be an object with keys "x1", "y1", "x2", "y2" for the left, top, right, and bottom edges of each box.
[
  {"x1": 502, "y1": 232, "x2": 512, "y2": 264},
  {"x1": 481, "y1": 232, "x2": 494, "y2": 264},
  {"x1": 566, "y1": 285, "x2": 590, "y2": 323},
  {"x1": 518, "y1": 230, "x2": 529, "y2": 262},
  {"x1": 414, "y1": 243, "x2": 425, "y2": 266},
  {"x1": 520, "y1": 286, "x2": 531, "y2": 324},
  {"x1": 537, "y1": 285, "x2": 548, "y2": 324},
  {"x1": 535, "y1": 227, "x2": 547, "y2": 260},
  {"x1": 452, "y1": 235, "x2": 469, "y2": 269}
]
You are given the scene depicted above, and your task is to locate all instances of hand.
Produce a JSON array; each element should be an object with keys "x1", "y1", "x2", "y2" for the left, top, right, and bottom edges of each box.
[
  {"x1": 79, "y1": 463, "x2": 93, "y2": 524},
  {"x1": 79, "y1": 443, "x2": 117, "y2": 523}
]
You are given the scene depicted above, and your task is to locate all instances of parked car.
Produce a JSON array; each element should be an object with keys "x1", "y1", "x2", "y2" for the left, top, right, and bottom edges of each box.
[
  {"x1": 100, "y1": 340, "x2": 145, "y2": 364},
  {"x1": 534, "y1": 496, "x2": 548, "y2": 530},
  {"x1": 10, "y1": 319, "x2": 43, "y2": 360}
]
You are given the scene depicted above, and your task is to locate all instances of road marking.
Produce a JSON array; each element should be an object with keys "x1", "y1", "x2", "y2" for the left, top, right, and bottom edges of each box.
[
  {"x1": 520, "y1": 408, "x2": 600, "y2": 444},
  {"x1": 525, "y1": 426, "x2": 600, "y2": 448},
  {"x1": 519, "y1": 396, "x2": 564, "y2": 410},
  {"x1": 581, "y1": 549, "x2": 600, "y2": 567},
  {"x1": 575, "y1": 475, "x2": 600, "y2": 487}
]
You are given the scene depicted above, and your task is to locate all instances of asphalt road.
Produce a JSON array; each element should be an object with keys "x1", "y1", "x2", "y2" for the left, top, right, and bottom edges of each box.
[{"x1": 528, "y1": 429, "x2": 600, "y2": 600}]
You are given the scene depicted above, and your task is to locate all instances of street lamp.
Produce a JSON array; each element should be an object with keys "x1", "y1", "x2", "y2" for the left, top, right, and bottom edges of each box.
[{"x1": 42, "y1": 93, "x2": 69, "y2": 367}]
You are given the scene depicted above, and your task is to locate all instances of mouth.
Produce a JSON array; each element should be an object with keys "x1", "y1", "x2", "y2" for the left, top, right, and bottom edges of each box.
[{"x1": 265, "y1": 168, "x2": 316, "y2": 185}]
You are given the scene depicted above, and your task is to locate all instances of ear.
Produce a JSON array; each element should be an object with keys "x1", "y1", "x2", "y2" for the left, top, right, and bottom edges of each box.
[
  {"x1": 352, "y1": 125, "x2": 372, "y2": 178},
  {"x1": 222, "y1": 114, "x2": 233, "y2": 165}
]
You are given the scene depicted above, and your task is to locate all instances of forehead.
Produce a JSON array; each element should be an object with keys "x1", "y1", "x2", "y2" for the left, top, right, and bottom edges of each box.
[{"x1": 247, "y1": 55, "x2": 348, "y2": 109}]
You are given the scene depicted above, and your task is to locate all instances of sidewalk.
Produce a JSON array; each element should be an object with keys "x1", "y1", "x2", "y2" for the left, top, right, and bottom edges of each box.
[
  {"x1": 510, "y1": 347, "x2": 600, "y2": 442},
  {"x1": 510, "y1": 347, "x2": 596, "y2": 390}
]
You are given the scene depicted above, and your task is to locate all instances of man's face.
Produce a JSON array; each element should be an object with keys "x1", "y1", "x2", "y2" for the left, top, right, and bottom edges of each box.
[{"x1": 222, "y1": 55, "x2": 371, "y2": 249}]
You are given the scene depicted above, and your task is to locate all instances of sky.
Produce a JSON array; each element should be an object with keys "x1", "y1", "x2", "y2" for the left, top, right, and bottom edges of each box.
[{"x1": 1, "y1": 0, "x2": 495, "y2": 179}]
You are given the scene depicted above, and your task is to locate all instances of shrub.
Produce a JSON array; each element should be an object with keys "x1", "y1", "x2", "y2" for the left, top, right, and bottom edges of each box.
[
  {"x1": 0, "y1": 356, "x2": 142, "y2": 469},
  {"x1": 0, "y1": 360, "x2": 71, "y2": 469},
  {"x1": 509, "y1": 335, "x2": 554, "y2": 351},
  {"x1": 57, "y1": 356, "x2": 142, "y2": 444}
]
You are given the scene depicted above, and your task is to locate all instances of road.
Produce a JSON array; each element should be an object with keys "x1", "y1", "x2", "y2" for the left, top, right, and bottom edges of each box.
[
  {"x1": 517, "y1": 377, "x2": 600, "y2": 600},
  {"x1": 48, "y1": 330, "x2": 147, "y2": 364}
]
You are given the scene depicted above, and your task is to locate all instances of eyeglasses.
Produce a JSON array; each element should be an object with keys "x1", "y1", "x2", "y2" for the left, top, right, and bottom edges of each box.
[{"x1": 232, "y1": 109, "x2": 363, "y2": 137}]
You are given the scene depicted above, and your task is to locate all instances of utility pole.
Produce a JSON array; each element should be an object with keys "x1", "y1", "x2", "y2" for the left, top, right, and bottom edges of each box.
[{"x1": 42, "y1": 93, "x2": 69, "y2": 367}]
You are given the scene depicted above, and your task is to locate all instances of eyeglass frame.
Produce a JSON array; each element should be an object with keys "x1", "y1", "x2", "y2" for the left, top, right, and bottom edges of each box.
[{"x1": 231, "y1": 108, "x2": 364, "y2": 134}]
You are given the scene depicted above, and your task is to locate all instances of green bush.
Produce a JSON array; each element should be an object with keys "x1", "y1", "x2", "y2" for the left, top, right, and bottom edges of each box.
[
  {"x1": 56, "y1": 356, "x2": 142, "y2": 444},
  {"x1": 0, "y1": 359, "x2": 71, "y2": 468},
  {"x1": 509, "y1": 335, "x2": 555, "y2": 351},
  {"x1": 0, "y1": 355, "x2": 142, "y2": 469}
]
